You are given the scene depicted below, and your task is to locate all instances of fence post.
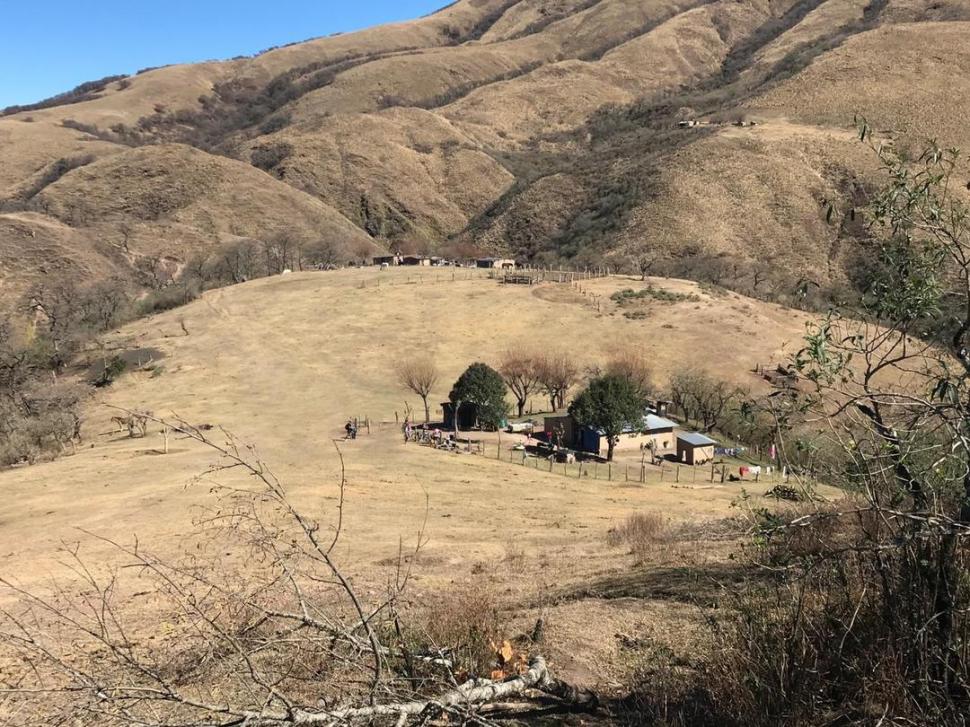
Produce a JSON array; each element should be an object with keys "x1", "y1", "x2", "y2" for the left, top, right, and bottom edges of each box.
[
  {"x1": 676, "y1": 465, "x2": 680, "y2": 483},
  {"x1": 625, "y1": 466, "x2": 629, "y2": 482}
]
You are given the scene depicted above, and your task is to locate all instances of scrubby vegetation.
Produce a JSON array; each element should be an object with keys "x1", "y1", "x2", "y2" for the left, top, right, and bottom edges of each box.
[
  {"x1": 1, "y1": 74, "x2": 129, "y2": 116},
  {"x1": 20, "y1": 154, "x2": 96, "y2": 199},
  {"x1": 611, "y1": 286, "x2": 700, "y2": 305}
]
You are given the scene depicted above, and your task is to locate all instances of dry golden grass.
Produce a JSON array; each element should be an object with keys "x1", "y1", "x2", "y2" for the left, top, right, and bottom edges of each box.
[
  {"x1": 0, "y1": 268, "x2": 842, "y2": 686},
  {"x1": 747, "y1": 21, "x2": 970, "y2": 151},
  {"x1": 0, "y1": 268, "x2": 815, "y2": 582},
  {"x1": 5, "y1": 0, "x2": 968, "y2": 296}
]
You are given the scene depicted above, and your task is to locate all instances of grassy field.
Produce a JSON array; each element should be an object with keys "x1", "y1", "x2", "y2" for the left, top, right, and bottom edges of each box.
[{"x1": 0, "y1": 267, "x2": 834, "y2": 686}]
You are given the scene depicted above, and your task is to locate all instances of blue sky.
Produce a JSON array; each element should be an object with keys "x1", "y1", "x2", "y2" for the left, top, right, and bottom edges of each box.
[{"x1": 0, "y1": 1, "x2": 447, "y2": 109}]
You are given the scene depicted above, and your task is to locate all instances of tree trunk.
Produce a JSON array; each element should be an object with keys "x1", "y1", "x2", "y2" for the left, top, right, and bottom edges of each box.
[
  {"x1": 517, "y1": 399, "x2": 526, "y2": 417},
  {"x1": 421, "y1": 395, "x2": 430, "y2": 424},
  {"x1": 606, "y1": 437, "x2": 615, "y2": 462}
]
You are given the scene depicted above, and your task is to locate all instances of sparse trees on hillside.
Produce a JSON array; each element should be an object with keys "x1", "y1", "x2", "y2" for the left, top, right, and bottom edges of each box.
[
  {"x1": 216, "y1": 239, "x2": 265, "y2": 284},
  {"x1": 605, "y1": 349, "x2": 653, "y2": 399},
  {"x1": 535, "y1": 352, "x2": 579, "y2": 411},
  {"x1": 569, "y1": 374, "x2": 645, "y2": 461},
  {"x1": 263, "y1": 233, "x2": 303, "y2": 274},
  {"x1": 304, "y1": 236, "x2": 342, "y2": 269},
  {"x1": 668, "y1": 369, "x2": 742, "y2": 432},
  {"x1": 397, "y1": 356, "x2": 439, "y2": 424},
  {"x1": 499, "y1": 351, "x2": 540, "y2": 417}
]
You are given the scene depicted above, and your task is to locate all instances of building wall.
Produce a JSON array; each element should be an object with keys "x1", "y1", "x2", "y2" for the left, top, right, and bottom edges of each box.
[
  {"x1": 613, "y1": 429, "x2": 675, "y2": 452},
  {"x1": 543, "y1": 415, "x2": 575, "y2": 447},
  {"x1": 677, "y1": 442, "x2": 715, "y2": 465}
]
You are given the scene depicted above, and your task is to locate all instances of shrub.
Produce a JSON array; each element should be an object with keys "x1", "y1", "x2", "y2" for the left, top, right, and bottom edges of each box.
[
  {"x1": 92, "y1": 356, "x2": 127, "y2": 388},
  {"x1": 398, "y1": 582, "x2": 507, "y2": 679},
  {"x1": 22, "y1": 154, "x2": 95, "y2": 199},
  {"x1": 1, "y1": 74, "x2": 129, "y2": 116},
  {"x1": 258, "y1": 113, "x2": 291, "y2": 135},
  {"x1": 250, "y1": 142, "x2": 292, "y2": 172},
  {"x1": 137, "y1": 280, "x2": 201, "y2": 315},
  {"x1": 607, "y1": 513, "x2": 671, "y2": 561}
]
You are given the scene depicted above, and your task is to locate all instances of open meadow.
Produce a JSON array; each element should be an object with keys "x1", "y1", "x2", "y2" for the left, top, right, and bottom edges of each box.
[{"x1": 0, "y1": 267, "x2": 836, "y2": 690}]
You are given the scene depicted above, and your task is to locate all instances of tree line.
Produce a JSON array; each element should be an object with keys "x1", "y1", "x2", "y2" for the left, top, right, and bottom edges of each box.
[{"x1": 397, "y1": 348, "x2": 772, "y2": 461}]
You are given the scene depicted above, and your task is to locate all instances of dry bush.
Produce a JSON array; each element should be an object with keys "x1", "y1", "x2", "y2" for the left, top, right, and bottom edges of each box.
[
  {"x1": 608, "y1": 513, "x2": 671, "y2": 560},
  {"x1": 398, "y1": 581, "x2": 508, "y2": 680},
  {"x1": 624, "y1": 506, "x2": 970, "y2": 726}
]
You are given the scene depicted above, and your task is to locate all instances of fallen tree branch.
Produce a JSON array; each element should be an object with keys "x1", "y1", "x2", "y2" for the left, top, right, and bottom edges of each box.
[{"x1": 237, "y1": 657, "x2": 596, "y2": 725}]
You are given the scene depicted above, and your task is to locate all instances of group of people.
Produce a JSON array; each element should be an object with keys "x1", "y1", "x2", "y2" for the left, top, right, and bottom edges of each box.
[
  {"x1": 344, "y1": 419, "x2": 358, "y2": 440},
  {"x1": 403, "y1": 419, "x2": 458, "y2": 449}
]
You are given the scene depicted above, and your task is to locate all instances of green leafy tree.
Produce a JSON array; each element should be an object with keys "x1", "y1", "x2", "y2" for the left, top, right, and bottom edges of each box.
[
  {"x1": 449, "y1": 363, "x2": 508, "y2": 431},
  {"x1": 746, "y1": 122, "x2": 970, "y2": 723},
  {"x1": 568, "y1": 374, "x2": 645, "y2": 461}
]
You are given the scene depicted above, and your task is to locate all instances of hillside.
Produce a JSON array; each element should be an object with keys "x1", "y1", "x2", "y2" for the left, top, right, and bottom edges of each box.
[
  {"x1": 0, "y1": 268, "x2": 832, "y2": 703},
  {"x1": 2, "y1": 0, "x2": 970, "y2": 303}
]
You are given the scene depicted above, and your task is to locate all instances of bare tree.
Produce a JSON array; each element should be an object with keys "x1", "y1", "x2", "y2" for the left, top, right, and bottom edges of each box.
[
  {"x1": 304, "y1": 236, "x2": 342, "y2": 270},
  {"x1": 536, "y1": 352, "x2": 580, "y2": 411},
  {"x1": 605, "y1": 349, "x2": 654, "y2": 399},
  {"x1": 23, "y1": 279, "x2": 83, "y2": 373},
  {"x1": 0, "y1": 416, "x2": 595, "y2": 725},
  {"x1": 668, "y1": 369, "x2": 740, "y2": 432},
  {"x1": 217, "y1": 239, "x2": 265, "y2": 284},
  {"x1": 397, "y1": 356, "x2": 439, "y2": 423},
  {"x1": 499, "y1": 350, "x2": 540, "y2": 417},
  {"x1": 263, "y1": 232, "x2": 303, "y2": 274},
  {"x1": 76, "y1": 277, "x2": 130, "y2": 332}
]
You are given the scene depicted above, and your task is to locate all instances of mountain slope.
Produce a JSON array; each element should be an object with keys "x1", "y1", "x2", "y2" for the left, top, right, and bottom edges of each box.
[{"x1": 2, "y1": 0, "x2": 969, "y2": 304}]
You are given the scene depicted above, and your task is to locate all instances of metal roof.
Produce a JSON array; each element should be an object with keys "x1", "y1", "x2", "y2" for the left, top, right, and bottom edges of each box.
[
  {"x1": 644, "y1": 414, "x2": 676, "y2": 431},
  {"x1": 678, "y1": 432, "x2": 717, "y2": 447}
]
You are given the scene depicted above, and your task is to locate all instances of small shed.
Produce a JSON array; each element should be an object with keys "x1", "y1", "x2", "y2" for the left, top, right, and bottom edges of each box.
[
  {"x1": 401, "y1": 255, "x2": 432, "y2": 266},
  {"x1": 677, "y1": 432, "x2": 717, "y2": 465},
  {"x1": 649, "y1": 399, "x2": 673, "y2": 417},
  {"x1": 543, "y1": 414, "x2": 576, "y2": 448},
  {"x1": 442, "y1": 401, "x2": 477, "y2": 431},
  {"x1": 476, "y1": 257, "x2": 516, "y2": 270}
]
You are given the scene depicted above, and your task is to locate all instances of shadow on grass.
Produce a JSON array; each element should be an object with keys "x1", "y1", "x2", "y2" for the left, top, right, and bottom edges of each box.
[{"x1": 553, "y1": 562, "x2": 773, "y2": 606}]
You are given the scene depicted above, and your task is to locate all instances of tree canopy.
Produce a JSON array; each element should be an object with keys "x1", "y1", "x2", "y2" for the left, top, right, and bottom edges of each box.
[
  {"x1": 568, "y1": 374, "x2": 645, "y2": 461},
  {"x1": 449, "y1": 362, "x2": 508, "y2": 430}
]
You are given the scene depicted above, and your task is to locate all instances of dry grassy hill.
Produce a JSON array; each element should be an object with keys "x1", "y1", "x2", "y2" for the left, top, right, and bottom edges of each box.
[
  {"x1": 2, "y1": 0, "x2": 970, "y2": 304},
  {"x1": 0, "y1": 268, "x2": 831, "y2": 692}
]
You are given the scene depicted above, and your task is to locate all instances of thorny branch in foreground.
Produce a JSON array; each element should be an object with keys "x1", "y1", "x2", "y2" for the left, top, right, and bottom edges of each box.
[{"x1": 0, "y1": 416, "x2": 596, "y2": 725}]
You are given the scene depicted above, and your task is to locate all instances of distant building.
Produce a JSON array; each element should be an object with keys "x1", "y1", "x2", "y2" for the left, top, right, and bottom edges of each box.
[
  {"x1": 443, "y1": 402, "x2": 507, "y2": 431},
  {"x1": 649, "y1": 399, "x2": 673, "y2": 417},
  {"x1": 638, "y1": 414, "x2": 676, "y2": 455},
  {"x1": 476, "y1": 258, "x2": 516, "y2": 270},
  {"x1": 543, "y1": 414, "x2": 576, "y2": 448},
  {"x1": 677, "y1": 432, "x2": 717, "y2": 465},
  {"x1": 543, "y1": 412, "x2": 677, "y2": 457},
  {"x1": 401, "y1": 255, "x2": 432, "y2": 266},
  {"x1": 373, "y1": 254, "x2": 399, "y2": 266}
]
